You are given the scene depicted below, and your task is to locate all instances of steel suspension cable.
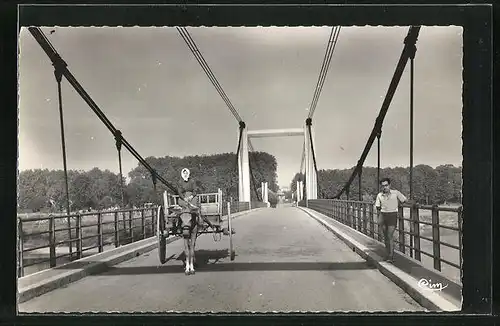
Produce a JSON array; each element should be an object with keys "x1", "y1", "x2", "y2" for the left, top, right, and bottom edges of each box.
[
  {"x1": 308, "y1": 27, "x2": 335, "y2": 116},
  {"x1": 311, "y1": 28, "x2": 339, "y2": 115},
  {"x1": 29, "y1": 27, "x2": 182, "y2": 196},
  {"x1": 409, "y1": 42, "x2": 416, "y2": 200},
  {"x1": 301, "y1": 27, "x2": 340, "y2": 199},
  {"x1": 176, "y1": 27, "x2": 243, "y2": 122},
  {"x1": 31, "y1": 29, "x2": 117, "y2": 134},
  {"x1": 308, "y1": 26, "x2": 341, "y2": 119},
  {"x1": 114, "y1": 130, "x2": 126, "y2": 207},
  {"x1": 309, "y1": 27, "x2": 335, "y2": 116},
  {"x1": 332, "y1": 26, "x2": 421, "y2": 199},
  {"x1": 176, "y1": 27, "x2": 255, "y2": 152},
  {"x1": 53, "y1": 62, "x2": 73, "y2": 259}
]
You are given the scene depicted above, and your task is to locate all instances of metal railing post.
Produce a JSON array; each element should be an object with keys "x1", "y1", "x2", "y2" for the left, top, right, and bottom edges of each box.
[
  {"x1": 151, "y1": 208, "x2": 156, "y2": 237},
  {"x1": 412, "y1": 203, "x2": 421, "y2": 261},
  {"x1": 409, "y1": 206, "x2": 414, "y2": 258},
  {"x1": 67, "y1": 216, "x2": 73, "y2": 259},
  {"x1": 97, "y1": 212, "x2": 103, "y2": 253},
  {"x1": 141, "y1": 209, "x2": 146, "y2": 239},
  {"x1": 17, "y1": 219, "x2": 24, "y2": 277},
  {"x1": 376, "y1": 221, "x2": 381, "y2": 242},
  {"x1": 356, "y1": 202, "x2": 361, "y2": 231},
  {"x1": 369, "y1": 204, "x2": 375, "y2": 238},
  {"x1": 398, "y1": 206, "x2": 405, "y2": 253},
  {"x1": 362, "y1": 202, "x2": 368, "y2": 234},
  {"x1": 114, "y1": 211, "x2": 119, "y2": 247},
  {"x1": 458, "y1": 206, "x2": 463, "y2": 282},
  {"x1": 49, "y1": 215, "x2": 56, "y2": 267},
  {"x1": 431, "y1": 204, "x2": 441, "y2": 271},
  {"x1": 129, "y1": 210, "x2": 133, "y2": 242},
  {"x1": 76, "y1": 214, "x2": 82, "y2": 259}
]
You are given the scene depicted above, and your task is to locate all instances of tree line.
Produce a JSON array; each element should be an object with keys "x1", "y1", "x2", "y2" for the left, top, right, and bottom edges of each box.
[
  {"x1": 289, "y1": 164, "x2": 462, "y2": 205},
  {"x1": 18, "y1": 153, "x2": 461, "y2": 212},
  {"x1": 17, "y1": 151, "x2": 280, "y2": 213}
]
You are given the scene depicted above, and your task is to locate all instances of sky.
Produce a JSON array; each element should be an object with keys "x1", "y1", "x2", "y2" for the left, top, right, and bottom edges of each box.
[{"x1": 18, "y1": 26, "x2": 463, "y2": 188}]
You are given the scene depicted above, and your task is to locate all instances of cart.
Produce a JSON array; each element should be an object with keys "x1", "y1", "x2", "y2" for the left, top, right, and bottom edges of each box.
[{"x1": 156, "y1": 189, "x2": 235, "y2": 264}]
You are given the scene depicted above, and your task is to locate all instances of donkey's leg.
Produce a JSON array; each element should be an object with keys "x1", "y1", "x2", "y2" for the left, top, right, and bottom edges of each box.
[
  {"x1": 183, "y1": 238, "x2": 191, "y2": 275},
  {"x1": 189, "y1": 225, "x2": 198, "y2": 273}
]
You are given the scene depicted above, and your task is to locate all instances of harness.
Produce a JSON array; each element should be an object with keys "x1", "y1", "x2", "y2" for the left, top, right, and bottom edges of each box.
[
  {"x1": 171, "y1": 205, "x2": 220, "y2": 240},
  {"x1": 181, "y1": 210, "x2": 199, "y2": 238},
  {"x1": 170, "y1": 205, "x2": 198, "y2": 238}
]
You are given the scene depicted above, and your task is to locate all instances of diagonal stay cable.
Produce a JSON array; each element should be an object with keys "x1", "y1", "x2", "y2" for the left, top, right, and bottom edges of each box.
[
  {"x1": 176, "y1": 27, "x2": 243, "y2": 123},
  {"x1": 332, "y1": 26, "x2": 421, "y2": 199},
  {"x1": 33, "y1": 29, "x2": 117, "y2": 134},
  {"x1": 177, "y1": 27, "x2": 254, "y2": 151},
  {"x1": 28, "y1": 27, "x2": 181, "y2": 196},
  {"x1": 177, "y1": 27, "x2": 255, "y2": 152},
  {"x1": 310, "y1": 27, "x2": 340, "y2": 117},
  {"x1": 308, "y1": 26, "x2": 341, "y2": 119},
  {"x1": 300, "y1": 27, "x2": 340, "y2": 199},
  {"x1": 308, "y1": 27, "x2": 336, "y2": 117},
  {"x1": 177, "y1": 28, "x2": 237, "y2": 118}
]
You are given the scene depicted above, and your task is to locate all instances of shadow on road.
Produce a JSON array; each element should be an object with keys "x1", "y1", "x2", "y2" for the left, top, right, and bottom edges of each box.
[
  {"x1": 177, "y1": 249, "x2": 230, "y2": 265},
  {"x1": 100, "y1": 258, "x2": 376, "y2": 275}
]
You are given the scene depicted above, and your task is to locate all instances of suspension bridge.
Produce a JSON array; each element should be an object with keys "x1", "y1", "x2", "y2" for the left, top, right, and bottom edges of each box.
[{"x1": 17, "y1": 26, "x2": 462, "y2": 312}]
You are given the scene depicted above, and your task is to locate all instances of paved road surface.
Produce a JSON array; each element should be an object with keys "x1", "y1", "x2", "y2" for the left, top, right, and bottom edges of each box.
[{"x1": 19, "y1": 207, "x2": 425, "y2": 312}]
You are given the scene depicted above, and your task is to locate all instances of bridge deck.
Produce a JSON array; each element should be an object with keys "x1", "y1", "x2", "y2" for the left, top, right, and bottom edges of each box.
[{"x1": 19, "y1": 207, "x2": 425, "y2": 312}]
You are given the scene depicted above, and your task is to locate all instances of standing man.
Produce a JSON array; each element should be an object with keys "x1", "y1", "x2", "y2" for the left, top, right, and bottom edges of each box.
[{"x1": 374, "y1": 177, "x2": 410, "y2": 263}]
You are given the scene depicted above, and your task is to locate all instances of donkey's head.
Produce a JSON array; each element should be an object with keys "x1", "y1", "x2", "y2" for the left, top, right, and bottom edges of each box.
[{"x1": 179, "y1": 212, "x2": 193, "y2": 238}]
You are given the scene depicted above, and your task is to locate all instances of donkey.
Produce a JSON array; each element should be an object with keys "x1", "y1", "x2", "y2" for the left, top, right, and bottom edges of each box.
[{"x1": 177, "y1": 201, "x2": 200, "y2": 275}]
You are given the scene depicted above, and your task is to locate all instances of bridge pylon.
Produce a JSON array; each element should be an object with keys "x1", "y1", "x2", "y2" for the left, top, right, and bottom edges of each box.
[
  {"x1": 261, "y1": 181, "x2": 270, "y2": 207},
  {"x1": 296, "y1": 180, "x2": 304, "y2": 202},
  {"x1": 237, "y1": 127, "x2": 251, "y2": 203},
  {"x1": 304, "y1": 121, "x2": 318, "y2": 200},
  {"x1": 237, "y1": 126, "x2": 317, "y2": 204}
]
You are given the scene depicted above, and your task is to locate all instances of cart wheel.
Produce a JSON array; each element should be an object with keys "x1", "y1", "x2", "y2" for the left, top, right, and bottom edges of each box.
[
  {"x1": 157, "y1": 206, "x2": 167, "y2": 264},
  {"x1": 158, "y1": 233, "x2": 167, "y2": 264},
  {"x1": 227, "y1": 206, "x2": 235, "y2": 261}
]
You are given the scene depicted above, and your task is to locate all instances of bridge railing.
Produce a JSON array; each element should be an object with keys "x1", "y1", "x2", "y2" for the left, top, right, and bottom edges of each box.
[
  {"x1": 18, "y1": 200, "x2": 267, "y2": 277},
  {"x1": 222, "y1": 201, "x2": 250, "y2": 216},
  {"x1": 303, "y1": 199, "x2": 463, "y2": 284},
  {"x1": 17, "y1": 207, "x2": 158, "y2": 277}
]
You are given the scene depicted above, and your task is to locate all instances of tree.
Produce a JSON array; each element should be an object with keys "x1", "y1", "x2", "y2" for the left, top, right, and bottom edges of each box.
[
  {"x1": 435, "y1": 164, "x2": 455, "y2": 203},
  {"x1": 289, "y1": 164, "x2": 462, "y2": 204},
  {"x1": 127, "y1": 151, "x2": 279, "y2": 204},
  {"x1": 69, "y1": 173, "x2": 95, "y2": 210}
]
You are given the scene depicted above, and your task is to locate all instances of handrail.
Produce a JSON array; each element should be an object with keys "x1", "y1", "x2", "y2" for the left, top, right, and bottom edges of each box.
[
  {"x1": 17, "y1": 206, "x2": 158, "y2": 278},
  {"x1": 303, "y1": 199, "x2": 462, "y2": 285},
  {"x1": 17, "y1": 200, "x2": 256, "y2": 278},
  {"x1": 18, "y1": 207, "x2": 152, "y2": 222}
]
